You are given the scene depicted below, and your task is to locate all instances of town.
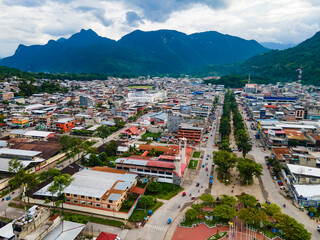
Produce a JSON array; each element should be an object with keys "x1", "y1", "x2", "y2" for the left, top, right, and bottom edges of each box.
[{"x1": 0, "y1": 75, "x2": 318, "y2": 240}]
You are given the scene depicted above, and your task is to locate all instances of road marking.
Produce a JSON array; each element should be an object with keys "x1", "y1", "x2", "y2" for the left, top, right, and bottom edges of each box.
[{"x1": 145, "y1": 224, "x2": 167, "y2": 231}]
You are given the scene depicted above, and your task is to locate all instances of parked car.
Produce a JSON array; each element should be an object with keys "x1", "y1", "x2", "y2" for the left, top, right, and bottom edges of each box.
[
  {"x1": 196, "y1": 183, "x2": 200, "y2": 187},
  {"x1": 206, "y1": 167, "x2": 208, "y2": 171},
  {"x1": 280, "y1": 186, "x2": 286, "y2": 190},
  {"x1": 273, "y1": 176, "x2": 277, "y2": 181},
  {"x1": 182, "y1": 192, "x2": 186, "y2": 197},
  {"x1": 317, "y1": 225, "x2": 320, "y2": 232}
]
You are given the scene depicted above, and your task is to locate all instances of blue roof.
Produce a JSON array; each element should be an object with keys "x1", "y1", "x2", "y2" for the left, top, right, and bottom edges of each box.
[{"x1": 263, "y1": 97, "x2": 298, "y2": 101}]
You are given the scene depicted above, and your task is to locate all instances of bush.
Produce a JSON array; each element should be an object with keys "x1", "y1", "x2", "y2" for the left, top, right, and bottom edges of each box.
[{"x1": 147, "y1": 181, "x2": 163, "y2": 193}]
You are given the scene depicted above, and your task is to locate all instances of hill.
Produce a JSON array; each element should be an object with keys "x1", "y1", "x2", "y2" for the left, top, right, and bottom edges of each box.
[
  {"x1": 193, "y1": 31, "x2": 320, "y2": 86},
  {"x1": 0, "y1": 29, "x2": 268, "y2": 74}
]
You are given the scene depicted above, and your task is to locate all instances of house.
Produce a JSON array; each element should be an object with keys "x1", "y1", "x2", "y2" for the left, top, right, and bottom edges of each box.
[
  {"x1": 9, "y1": 130, "x2": 55, "y2": 141},
  {"x1": 119, "y1": 126, "x2": 145, "y2": 138},
  {"x1": 55, "y1": 118, "x2": 75, "y2": 132}
]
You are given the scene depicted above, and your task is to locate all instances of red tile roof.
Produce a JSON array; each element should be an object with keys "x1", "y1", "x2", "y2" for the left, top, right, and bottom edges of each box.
[
  {"x1": 96, "y1": 232, "x2": 118, "y2": 240},
  {"x1": 130, "y1": 186, "x2": 146, "y2": 195},
  {"x1": 146, "y1": 160, "x2": 175, "y2": 169}
]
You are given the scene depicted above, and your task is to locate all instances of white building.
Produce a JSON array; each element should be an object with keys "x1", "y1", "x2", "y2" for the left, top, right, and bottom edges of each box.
[{"x1": 127, "y1": 90, "x2": 165, "y2": 103}]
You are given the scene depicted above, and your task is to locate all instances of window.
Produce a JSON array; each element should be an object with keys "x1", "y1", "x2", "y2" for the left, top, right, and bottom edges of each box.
[
  {"x1": 137, "y1": 168, "x2": 143, "y2": 172},
  {"x1": 96, "y1": 203, "x2": 101, "y2": 207},
  {"x1": 88, "y1": 197, "x2": 92, "y2": 200},
  {"x1": 166, "y1": 172, "x2": 171, "y2": 175},
  {"x1": 96, "y1": 198, "x2": 100, "y2": 201},
  {"x1": 102, "y1": 199, "x2": 106, "y2": 202},
  {"x1": 88, "y1": 202, "x2": 92, "y2": 206},
  {"x1": 73, "y1": 199, "x2": 78, "y2": 203},
  {"x1": 306, "y1": 158, "x2": 310, "y2": 161},
  {"x1": 159, "y1": 171, "x2": 164, "y2": 174},
  {"x1": 81, "y1": 201, "x2": 86, "y2": 205},
  {"x1": 109, "y1": 200, "x2": 113, "y2": 203},
  {"x1": 107, "y1": 205, "x2": 110, "y2": 208},
  {"x1": 66, "y1": 198, "x2": 70, "y2": 202},
  {"x1": 311, "y1": 177, "x2": 317, "y2": 182},
  {"x1": 81, "y1": 195, "x2": 85, "y2": 198},
  {"x1": 73, "y1": 194, "x2": 77, "y2": 197},
  {"x1": 66, "y1": 193, "x2": 70, "y2": 196},
  {"x1": 151, "y1": 170, "x2": 157, "y2": 174}
]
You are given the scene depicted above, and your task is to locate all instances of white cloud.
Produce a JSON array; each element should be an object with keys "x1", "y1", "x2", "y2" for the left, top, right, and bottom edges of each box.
[{"x1": 0, "y1": 0, "x2": 319, "y2": 57}]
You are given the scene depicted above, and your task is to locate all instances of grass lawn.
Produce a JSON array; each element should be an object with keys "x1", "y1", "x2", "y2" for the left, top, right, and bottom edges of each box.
[
  {"x1": 119, "y1": 195, "x2": 139, "y2": 212},
  {"x1": 129, "y1": 201, "x2": 163, "y2": 222},
  {"x1": 141, "y1": 131, "x2": 162, "y2": 140},
  {"x1": 192, "y1": 151, "x2": 201, "y2": 158},
  {"x1": 128, "y1": 85, "x2": 153, "y2": 89},
  {"x1": 145, "y1": 182, "x2": 183, "y2": 200},
  {"x1": 188, "y1": 160, "x2": 198, "y2": 170}
]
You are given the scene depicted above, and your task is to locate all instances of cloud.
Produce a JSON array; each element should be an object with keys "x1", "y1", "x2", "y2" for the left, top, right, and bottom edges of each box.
[
  {"x1": 76, "y1": 6, "x2": 113, "y2": 27},
  {"x1": 3, "y1": 0, "x2": 45, "y2": 7},
  {"x1": 125, "y1": 11, "x2": 144, "y2": 27},
  {"x1": 120, "y1": 0, "x2": 231, "y2": 22}
]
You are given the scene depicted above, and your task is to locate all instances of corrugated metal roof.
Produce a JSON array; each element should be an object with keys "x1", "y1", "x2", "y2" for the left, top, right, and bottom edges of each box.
[
  {"x1": 107, "y1": 193, "x2": 121, "y2": 201},
  {"x1": 0, "y1": 148, "x2": 41, "y2": 157},
  {"x1": 10, "y1": 129, "x2": 27, "y2": 135},
  {"x1": 114, "y1": 181, "x2": 131, "y2": 191},
  {"x1": 43, "y1": 221, "x2": 85, "y2": 240},
  {"x1": 115, "y1": 158, "x2": 148, "y2": 166}
]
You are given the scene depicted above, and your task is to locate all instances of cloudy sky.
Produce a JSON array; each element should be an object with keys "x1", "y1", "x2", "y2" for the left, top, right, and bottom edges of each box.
[{"x1": 0, "y1": 0, "x2": 320, "y2": 57}]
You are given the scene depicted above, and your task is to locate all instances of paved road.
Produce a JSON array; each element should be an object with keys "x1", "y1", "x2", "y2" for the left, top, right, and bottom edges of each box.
[
  {"x1": 124, "y1": 100, "x2": 222, "y2": 240},
  {"x1": 239, "y1": 101, "x2": 319, "y2": 240}
]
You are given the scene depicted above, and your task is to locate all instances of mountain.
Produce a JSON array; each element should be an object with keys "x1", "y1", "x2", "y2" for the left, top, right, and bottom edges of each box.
[
  {"x1": 0, "y1": 29, "x2": 269, "y2": 74},
  {"x1": 260, "y1": 42, "x2": 297, "y2": 50},
  {"x1": 193, "y1": 31, "x2": 320, "y2": 85}
]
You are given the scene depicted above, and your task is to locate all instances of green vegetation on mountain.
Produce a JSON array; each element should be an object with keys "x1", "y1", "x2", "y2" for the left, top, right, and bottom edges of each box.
[
  {"x1": 0, "y1": 29, "x2": 268, "y2": 75},
  {"x1": 193, "y1": 31, "x2": 320, "y2": 86}
]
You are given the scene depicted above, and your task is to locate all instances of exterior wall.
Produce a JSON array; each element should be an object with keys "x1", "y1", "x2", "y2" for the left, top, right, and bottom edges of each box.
[
  {"x1": 28, "y1": 198, "x2": 131, "y2": 219},
  {"x1": 294, "y1": 175, "x2": 320, "y2": 184},
  {"x1": 1, "y1": 92, "x2": 14, "y2": 101},
  {"x1": 56, "y1": 121, "x2": 75, "y2": 132},
  {"x1": 178, "y1": 129, "x2": 202, "y2": 145},
  {"x1": 299, "y1": 157, "x2": 317, "y2": 167}
]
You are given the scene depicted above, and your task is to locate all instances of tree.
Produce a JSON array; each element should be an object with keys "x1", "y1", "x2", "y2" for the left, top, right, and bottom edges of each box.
[
  {"x1": 185, "y1": 208, "x2": 199, "y2": 220},
  {"x1": 236, "y1": 135, "x2": 252, "y2": 158},
  {"x1": 86, "y1": 154, "x2": 104, "y2": 167},
  {"x1": 138, "y1": 195, "x2": 154, "y2": 209},
  {"x1": 8, "y1": 158, "x2": 23, "y2": 173},
  {"x1": 262, "y1": 203, "x2": 281, "y2": 216},
  {"x1": 148, "y1": 148, "x2": 157, "y2": 157},
  {"x1": 213, "y1": 205, "x2": 236, "y2": 221},
  {"x1": 147, "y1": 181, "x2": 163, "y2": 193},
  {"x1": 220, "y1": 195, "x2": 236, "y2": 206},
  {"x1": 213, "y1": 150, "x2": 238, "y2": 177},
  {"x1": 199, "y1": 193, "x2": 214, "y2": 206},
  {"x1": 38, "y1": 168, "x2": 61, "y2": 182},
  {"x1": 237, "y1": 194, "x2": 257, "y2": 208},
  {"x1": 99, "y1": 152, "x2": 108, "y2": 164},
  {"x1": 191, "y1": 204, "x2": 204, "y2": 212},
  {"x1": 237, "y1": 158, "x2": 263, "y2": 184},
  {"x1": 95, "y1": 125, "x2": 111, "y2": 143},
  {"x1": 128, "y1": 144, "x2": 139, "y2": 155},
  {"x1": 48, "y1": 174, "x2": 74, "y2": 212},
  {"x1": 67, "y1": 101, "x2": 74, "y2": 107},
  {"x1": 104, "y1": 140, "x2": 119, "y2": 157},
  {"x1": 237, "y1": 207, "x2": 268, "y2": 228},
  {"x1": 274, "y1": 213, "x2": 311, "y2": 240}
]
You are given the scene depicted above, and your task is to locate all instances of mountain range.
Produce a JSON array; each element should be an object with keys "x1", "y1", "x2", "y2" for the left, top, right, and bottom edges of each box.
[
  {"x1": 193, "y1": 31, "x2": 320, "y2": 85},
  {"x1": 0, "y1": 29, "x2": 269, "y2": 74}
]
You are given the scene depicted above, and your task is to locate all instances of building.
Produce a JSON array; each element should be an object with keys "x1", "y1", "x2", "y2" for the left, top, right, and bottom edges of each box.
[
  {"x1": 12, "y1": 117, "x2": 29, "y2": 128},
  {"x1": 177, "y1": 123, "x2": 203, "y2": 145},
  {"x1": 80, "y1": 95, "x2": 94, "y2": 107},
  {"x1": 127, "y1": 89, "x2": 165, "y2": 103},
  {"x1": 287, "y1": 164, "x2": 320, "y2": 184},
  {"x1": 9, "y1": 130, "x2": 55, "y2": 141},
  {"x1": 35, "y1": 167, "x2": 138, "y2": 212},
  {"x1": 0, "y1": 92, "x2": 14, "y2": 101},
  {"x1": 55, "y1": 118, "x2": 75, "y2": 132},
  {"x1": 244, "y1": 84, "x2": 258, "y2": 93}
]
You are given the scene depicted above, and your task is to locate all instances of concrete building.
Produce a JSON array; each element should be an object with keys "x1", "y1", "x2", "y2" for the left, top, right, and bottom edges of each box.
[
  {"x1": 80, "y1": 95, "x2": 94, "y2": 107},
  {"x1": 127, "y1": 89, "x2": 165, "y2": 103},
  {"x1": 177, "y1": 123, "x2": 203, "y2": 145}
]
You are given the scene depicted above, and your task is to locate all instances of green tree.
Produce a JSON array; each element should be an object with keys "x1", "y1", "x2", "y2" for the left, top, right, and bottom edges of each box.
[
  {"x1": 237, "y1": 207, "x2": 268, "y2": 228},
  {"x1": 128, "y1": 144, "x2": 139, "y2": 155},
  {"x1": 213, "y1": 150, "x2": 238, "y2": 179},
  {"x1": 237, "y1": 194, "x2": 257, "y2": 208},
  {"x1": 199, "y1": 194, "x2": 214, "y2": 206},
  {"x1": 262, "y1": 203, "x2": 281, "y2": 216},
  {"x1": 236, "y1": 133, "x2": 252, "y2": 158},
  {"x1": 138, "y1": 195, "x2": 154, "y2": 209},
  {"x1": 274, "y1": 213, "x2": 311, "y2": 240},
  {"x1": 147, "y1": 181, "x2": 163, "y2": 193},
  {"x1": 104, "y1": 140, "x2": 119, "y2": 157},
  {"x1": 95, "y1": 125, "x2": 111, "y2": 143},
  {"x1": 38, "y1": 168, "x2": 61, "y2": 182},
  {"x1": 185, "y1": 208, "x2": 199, "y2": 220},
  {"x1": 213, "y1": 205, "x2": 236, "y2": 221},
  {"x1": 48, "y1": 174, "x2": 74, "y2": 212},
  {"x1": 220, "y1": 195, "x2": 236, "y2": 206},
  {"x1": 8, "y1": 158, "x2": 23, "y2": 173},
  {"x1": 86, "y1": 154, "x2": 104, "y2": 167},
  {"x1": 191, "y1": 204, "x2": 204, "y2": 212},
  {"x1": 99, "y1": 152, "x2": 108, "y2": 164},
  {"x1": 237, "y1": 158, "x2": 263, "y2": 185}
]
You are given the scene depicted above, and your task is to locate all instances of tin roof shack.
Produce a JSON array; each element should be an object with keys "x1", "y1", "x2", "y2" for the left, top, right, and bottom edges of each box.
[{"x1": 283, "y1": 129, "x2": 309, "y2": 147}]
